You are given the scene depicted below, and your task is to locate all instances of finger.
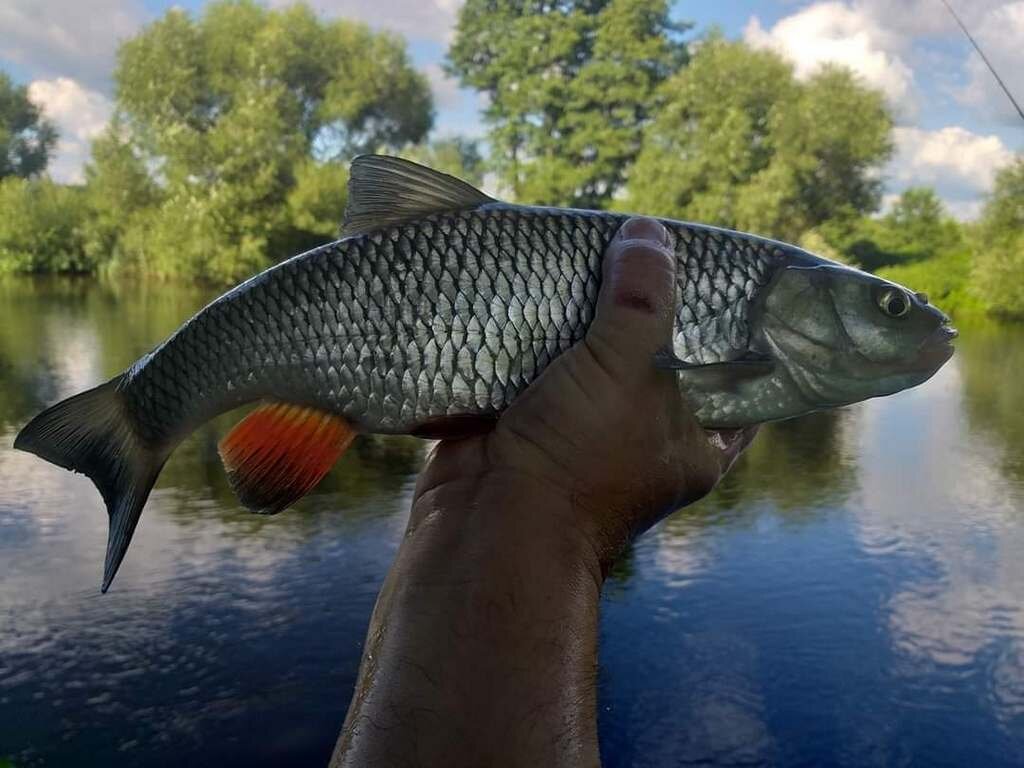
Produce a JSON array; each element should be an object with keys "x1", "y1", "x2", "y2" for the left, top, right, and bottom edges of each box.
[{"x1": 585, "y1": 217, "x2": 677, "y2": 374}]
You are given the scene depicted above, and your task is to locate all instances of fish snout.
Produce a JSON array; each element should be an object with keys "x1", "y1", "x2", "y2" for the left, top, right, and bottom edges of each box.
[{"x1": 912, "y1": 288, "x2": 954, "y2": 329}]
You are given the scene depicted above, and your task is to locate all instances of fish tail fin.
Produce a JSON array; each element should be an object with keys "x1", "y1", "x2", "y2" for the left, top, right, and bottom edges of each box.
[{"x1": 13, "y1": 374, "x2": 167, "y2": 593}]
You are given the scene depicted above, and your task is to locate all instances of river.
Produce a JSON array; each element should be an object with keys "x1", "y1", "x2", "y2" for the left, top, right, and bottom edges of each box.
[{"x1": 1, "y1": 277, "x2": 1022, "y2": 767}]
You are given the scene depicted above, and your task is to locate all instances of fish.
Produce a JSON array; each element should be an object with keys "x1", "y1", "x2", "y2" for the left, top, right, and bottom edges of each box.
[{"x1": 14, "y1": 155, "x2": 957, "y2": 591}]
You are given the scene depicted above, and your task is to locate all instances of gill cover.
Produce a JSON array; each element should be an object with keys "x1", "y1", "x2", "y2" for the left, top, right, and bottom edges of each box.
[{"x1": 760, "y1": 263, "x2": 955, "y2": 406}]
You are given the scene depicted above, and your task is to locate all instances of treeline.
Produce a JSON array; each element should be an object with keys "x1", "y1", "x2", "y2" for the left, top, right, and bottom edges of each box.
[{"x1": 0, "y1": 0, "x2": 1021, "y2": 318}]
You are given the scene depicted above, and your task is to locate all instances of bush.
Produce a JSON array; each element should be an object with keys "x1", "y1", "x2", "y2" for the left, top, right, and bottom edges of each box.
[
  {"x1": 878, "y1": 244, "x2": 985, "y2": 317},
  {"x1": 971, "y1": 158, "x2": 1024, "y2": 319},
  {"x1": 0, "y1": 178, "x2": 90, "y2": 273}
]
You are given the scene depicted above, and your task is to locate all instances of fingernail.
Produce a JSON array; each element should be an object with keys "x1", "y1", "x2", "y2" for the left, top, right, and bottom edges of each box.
[{"x1": 616, "y1": 217, "x2": 670, "y2": 247}]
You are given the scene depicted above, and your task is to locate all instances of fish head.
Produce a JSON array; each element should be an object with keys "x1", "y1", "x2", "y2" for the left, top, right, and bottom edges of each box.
[{"x1": 760, "y1": 262, "x2": 957, "y2": 408}]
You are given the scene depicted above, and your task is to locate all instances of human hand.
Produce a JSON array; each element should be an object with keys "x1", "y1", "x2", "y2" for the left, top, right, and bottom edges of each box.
[
  {"x1": 412, "y1": 216, "x2": 758, "y2": 572},
  {"x1": 334, "y1": 217, "x2": 759, "y2": 767}
]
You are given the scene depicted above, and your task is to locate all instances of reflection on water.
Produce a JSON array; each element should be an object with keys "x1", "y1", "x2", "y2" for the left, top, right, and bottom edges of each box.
[
  {"x1": 958, "y1": 318, "x2": 1024, "y2": 482},
  {"x1": 1, "y1": 278, "x2": 1022, "y2": 767}
]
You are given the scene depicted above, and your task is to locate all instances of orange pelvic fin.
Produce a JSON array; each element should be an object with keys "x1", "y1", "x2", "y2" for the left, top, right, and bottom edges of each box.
[{"x1": 218, "y1": 402, "x2": 357, "y2": 514}]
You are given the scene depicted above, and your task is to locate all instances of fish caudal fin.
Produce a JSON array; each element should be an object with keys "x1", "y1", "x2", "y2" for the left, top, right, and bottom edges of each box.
[
  {"x1": 13, "y1": 375, "x2": 168, "y2": 593},
  {"x1": 218, "y1": 402, "x2": 356, "y2": 515}
]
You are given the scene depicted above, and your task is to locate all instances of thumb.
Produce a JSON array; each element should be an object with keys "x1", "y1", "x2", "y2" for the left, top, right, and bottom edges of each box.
[{"x1": 585, "y1": 217, "x2": 678, "y2": 374}]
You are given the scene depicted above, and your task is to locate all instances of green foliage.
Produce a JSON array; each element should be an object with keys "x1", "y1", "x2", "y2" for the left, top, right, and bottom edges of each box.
[
  {"x1": 0, "y1": 178, "x2": 90, "y2": 273},
  {"x1": 0, "y1": 72, "x2": 56, "y2": 180},
  {"x1": 879, "y1": 245, "x2": 984, "y2": 316},
  {"x1": 287, "y1": 159, "x2": 350, "y2": 246},
  {"x1": 886, "y1": 187, "x2": 946, "y2": 254},
  {"x1": 797, "y1": 228, "x2": 854, "y2": 267},
  {"x1": 813, "y1": 187, "x2": 983, "y2": 316},
  {"x1": 80, "y1": 121, "x2": 163, "y2": 272},
  {"x1": 90, "y1": 0, "x2": 432, "y2": 282},
  {"x1": 972, "y1": 158, "x2": 1024, "y2": 318},
  {"x1": 115, "y1": 1, "x2": 432, "y2": 164},
  {"x1": 448, "y1": 0, "x2": 687, "y2": 207},
  {"x1": 817, "y1": 187, "x2": 965, "y2": 273},
  {"x1": 626, "y1": 38, "x2": 892, "y2": 243},
  {"x1": 973, "y1": 237, "x2": 1024, "y2": 318}
]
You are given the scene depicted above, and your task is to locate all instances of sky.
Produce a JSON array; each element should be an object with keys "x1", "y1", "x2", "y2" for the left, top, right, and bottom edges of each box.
[{"x1": 1, "y1": 0, "x2": 1021, "y2": 219}]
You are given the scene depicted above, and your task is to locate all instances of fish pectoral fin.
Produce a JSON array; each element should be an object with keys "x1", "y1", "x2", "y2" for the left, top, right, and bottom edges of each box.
[
  {"x1": 218, "y1": 403, "x2": 357, "y2": 515},
  {"x1": 654, "y1": 349, "x2": 775, "y2": 394},
  {"x1": 653, "y1": 346, "x2": 701, "y2": 370},
  {"x1": 341, "y1": 155, "x2": 496, "y2": 237}
]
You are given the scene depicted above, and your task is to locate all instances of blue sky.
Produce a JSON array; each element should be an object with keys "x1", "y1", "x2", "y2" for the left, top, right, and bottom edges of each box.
[{"x1": 2, "y1": 0, "x2": 1021, "y2": 219}]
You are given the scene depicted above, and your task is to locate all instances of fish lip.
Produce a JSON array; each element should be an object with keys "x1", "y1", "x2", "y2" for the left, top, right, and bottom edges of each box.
[
  {"x1": 910, "y1": 323, "x2": 957, "y2": 372},
  {"x1": 925, "y1": 323, "x2": 959, "y2": 346}
]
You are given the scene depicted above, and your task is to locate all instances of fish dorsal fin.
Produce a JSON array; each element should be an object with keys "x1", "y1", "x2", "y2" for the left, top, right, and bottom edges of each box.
[{"x1": 342, "y1": 155, "x2": 495, "y2": 237}]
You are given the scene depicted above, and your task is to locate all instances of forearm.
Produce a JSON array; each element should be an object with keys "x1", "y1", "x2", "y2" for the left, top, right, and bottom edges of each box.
[{"x1": 331, "y1": 471, "x2": 604, "y2": 768}]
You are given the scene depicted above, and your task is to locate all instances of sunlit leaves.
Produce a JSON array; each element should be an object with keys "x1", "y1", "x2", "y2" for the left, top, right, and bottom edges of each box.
[
  {"x1": 0, "y1": 72, "x2": 57, "y2": 180},
  {"x1": 448, "y1": 0, "x2": 687, "y2": 208},
  {"x1": 626, "y1": 37, "x2": 892, "y2": 244}
]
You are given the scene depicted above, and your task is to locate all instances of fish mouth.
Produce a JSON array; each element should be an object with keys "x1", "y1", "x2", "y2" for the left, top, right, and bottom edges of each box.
[{"x1": 911, "y1": 323, "x2": 958, "y2": 372}]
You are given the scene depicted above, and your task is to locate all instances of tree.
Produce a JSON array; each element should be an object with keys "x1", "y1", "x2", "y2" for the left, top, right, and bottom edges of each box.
[
  {"x1": 98, "y1": 0, "x2": 432, "y2": 281},
  {"x1": 972, "y1": 157, "x2": 1024, "y2": 318},
  {"x1": 0, "y1": 178, "x2": 90, "y2": 273},
  {"x1": 80, "y1": 120, "x2": 163, "y2": 271},
  {"x1": 625, "y1": 38, "x2": 892, "y2": 244},
  {"x1": 819, "y1": 187, "x2": 962, "y2": 272},
  {"x1": 887, "y1": 188, "x2": 944, "y2": 243},
  {"x1": 286, "y1": 158, "x2": 350, "y2": 250},
  {"x1": 0, "y1": 72, "x2": 57, "y2": 180},
  {"x1": 447, "y1": 0, "x2": 688, "y2": 208}
]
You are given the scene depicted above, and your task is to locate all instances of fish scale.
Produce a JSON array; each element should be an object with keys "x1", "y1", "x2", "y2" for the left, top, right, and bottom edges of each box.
[{"x1": 119, "y1": 203, "x2": 778, "y2": 445}]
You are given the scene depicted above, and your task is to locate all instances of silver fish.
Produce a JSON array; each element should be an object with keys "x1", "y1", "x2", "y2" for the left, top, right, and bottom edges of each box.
[{"x1": 14, "y1": 155, "x2": 957, "y2": 590}]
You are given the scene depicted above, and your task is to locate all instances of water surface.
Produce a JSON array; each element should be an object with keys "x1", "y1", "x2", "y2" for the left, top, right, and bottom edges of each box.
[{"x1": 1, "y1": 278, "x2": 1022, "y2": 766}]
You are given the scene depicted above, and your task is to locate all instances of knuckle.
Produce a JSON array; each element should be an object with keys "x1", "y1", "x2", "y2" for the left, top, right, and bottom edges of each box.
[
  {"x1": 612, "y1": 241, "x2": 675, "y2": 275},
  {"x1": 607, "y1": 246, "x2": 676, "y2": 316},
  {"x1": 582, "y1": 332, "x2": 629, "y2": 381},
  {"x1": 619, "y1": 216, "x2": 668, "y2": 244}
]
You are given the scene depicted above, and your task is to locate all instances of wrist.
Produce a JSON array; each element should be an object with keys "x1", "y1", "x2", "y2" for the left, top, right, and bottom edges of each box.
[
  {"x1": 406, "y1": 469, "x2": 605, "y2": 595},
  {"x1": 336, "y1": 470, "x2": 604, "y2": 766}
]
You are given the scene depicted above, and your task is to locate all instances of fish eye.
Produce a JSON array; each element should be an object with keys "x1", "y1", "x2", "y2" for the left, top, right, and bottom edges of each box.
[{"x1": 876, "y1": 287, "x2": 912, "y2": 319}]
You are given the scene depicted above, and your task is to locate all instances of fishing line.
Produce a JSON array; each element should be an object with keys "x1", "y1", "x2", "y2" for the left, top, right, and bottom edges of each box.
[{"x1": 938, "y1": 0, "x2": 1024, "y2": 124}]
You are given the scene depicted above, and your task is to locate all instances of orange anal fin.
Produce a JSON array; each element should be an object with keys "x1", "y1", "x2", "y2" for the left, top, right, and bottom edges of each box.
[{"x1": 218, "y1": 403, "x2": 357, "y2": 514}]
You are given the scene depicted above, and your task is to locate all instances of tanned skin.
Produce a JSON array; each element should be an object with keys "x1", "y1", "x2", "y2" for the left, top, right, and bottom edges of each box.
[{"x1": 330, "y1": 217, "x2": 759, "y2": 767}]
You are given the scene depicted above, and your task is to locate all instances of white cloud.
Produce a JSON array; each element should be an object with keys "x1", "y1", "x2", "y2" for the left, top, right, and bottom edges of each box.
[
  {"x1": 423, "y1": 63, "x2": 461, "y2": 109},
  {"x1": 0, "y1": 0, "x2": 144, "y2": 90},
  {"x1": 890, "y1": 125, "x2": 1014, "y2": 194},
  {"x1": 744, "y1": 2, "x2": 915, "y2": 113},
  {"x1": 855, "y1": 0, "x2": 1009, "y2": 37},
  {"x1": 28, "y1": 77, "x2": 113, "y2": 184},
  {"x1": 745, "y1": 2, "x2": 1022, "y2": 218},
  {"x1": 944, "y1": 199, "x2": 985, "y2": 221},
  {"x1": 956, "y1": 2, "x2": 1024, "y2": 124},
  {"x1": 422, "y1": 62, "x2": 488, "y2": 139},
  {"x1": 274, "y1": 0, "x2": 462, "y2": 43}
]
